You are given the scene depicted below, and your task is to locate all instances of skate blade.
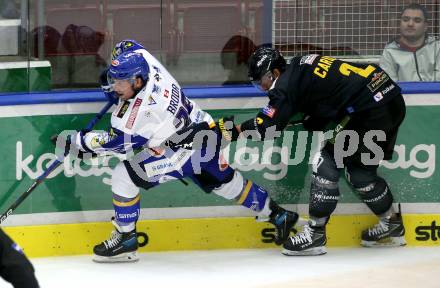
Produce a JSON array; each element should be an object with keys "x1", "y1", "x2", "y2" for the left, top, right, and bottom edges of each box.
[
  {"x1": 281, "y1": 246, "x2": 327, "y2": 256},
  {"x1": 361, "y1": 236, "x2": 407, "y2": 247},
  {"x1": 93, "y1": 251, "x2": 139, "y2": 263}
]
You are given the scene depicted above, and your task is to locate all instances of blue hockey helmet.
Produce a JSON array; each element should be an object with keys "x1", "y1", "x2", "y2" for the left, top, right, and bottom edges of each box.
[
  {"x1": 108, "y1": 51, "x2": 150, "y2": 85},
  {"x1": 111, "y1": 39, "x2": 145, "y2": 60}
]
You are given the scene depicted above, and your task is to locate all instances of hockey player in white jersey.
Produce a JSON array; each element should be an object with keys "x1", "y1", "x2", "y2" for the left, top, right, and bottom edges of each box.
[{"x1": 66, "y1": 40, "x2": 299, "y2": 262}]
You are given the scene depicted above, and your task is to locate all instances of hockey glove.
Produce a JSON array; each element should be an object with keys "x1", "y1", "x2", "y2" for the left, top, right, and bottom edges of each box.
[
  {"x1": 214, "y1": 116, "x2": 239, "y2": 142},
  {"x1": 51, "y1": 132, "x2": 97, "y2": 159},
  {"x1": 301, "y1": 115, "x2": 329, "y2": 131},
  {"x1": 165, "y1": 116, "x2": 239, "y2": 150}
]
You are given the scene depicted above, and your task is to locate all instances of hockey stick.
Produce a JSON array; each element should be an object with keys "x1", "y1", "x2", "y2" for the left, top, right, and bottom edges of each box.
[
  {"x1": 0, "y1": 101, "x2": 114, "y2": 225},
  {"x1": 286, "y1": 119, "x2": 303, "y2": 127}
]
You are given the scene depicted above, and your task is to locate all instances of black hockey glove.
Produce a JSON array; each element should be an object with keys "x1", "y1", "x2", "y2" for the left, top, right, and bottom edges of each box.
[
  {"x1": 165, "y1": 122, "x2": 212, "y2": 150},
  {"x1": 301, "y1": 115, "x2": 329, "y2": 131},
  {"x1": 165, "y1": 116, "x2": 239, "y2": 150},
  {"x1": 214, "y1": 116, "x2": 239, "y2": 142}
]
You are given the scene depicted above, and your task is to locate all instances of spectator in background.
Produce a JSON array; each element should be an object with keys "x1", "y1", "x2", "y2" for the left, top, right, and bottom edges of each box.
[
  {"x1": 221, "y1": 35, "x2": 256, "y2": 85},
  {"x1": 0, "y1": 0, "x2": 19, "y2": 19},
  {"x1": 380, "y1": 3, "x2": 440, "y2": 81}
]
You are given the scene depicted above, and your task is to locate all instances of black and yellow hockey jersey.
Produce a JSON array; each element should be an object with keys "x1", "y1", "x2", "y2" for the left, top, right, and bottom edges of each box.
[{"x1": 262, "y1": 54, "x2": 401, "y2": 131}]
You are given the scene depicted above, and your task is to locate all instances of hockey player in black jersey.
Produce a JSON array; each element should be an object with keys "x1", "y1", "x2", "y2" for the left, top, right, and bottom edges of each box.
[
  {"x1": 167, "y1": 46, "x2": 408, "y2": 256},
  {"x1": 0, "y1": 228, "x2": 39, "y2": 287}
]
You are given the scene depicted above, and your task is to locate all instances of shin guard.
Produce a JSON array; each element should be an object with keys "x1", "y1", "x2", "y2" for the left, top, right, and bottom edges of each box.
[
  {"x1": 357, "y1": 177, "x2": 393, "y2": 216},
  {"x1": 309, "y1": 174, "x2": 340, "y2": 219}
]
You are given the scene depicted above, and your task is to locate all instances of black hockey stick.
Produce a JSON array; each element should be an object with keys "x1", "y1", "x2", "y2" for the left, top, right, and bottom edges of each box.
[
  {"x1": 286, "y1": 119, "x2": 304, "y2": 127},
  {"x1": 0, "y1": 100, "x2": 114, "y2": 225}
]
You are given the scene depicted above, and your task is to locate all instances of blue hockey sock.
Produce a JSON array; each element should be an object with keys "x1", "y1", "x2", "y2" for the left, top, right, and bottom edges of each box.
[
  {"x1": 113, "y1": 194, "x2": 140, "y2": 232},
  {"x1": 237, "y1": 180, "x2": 269, "y2": 212}
]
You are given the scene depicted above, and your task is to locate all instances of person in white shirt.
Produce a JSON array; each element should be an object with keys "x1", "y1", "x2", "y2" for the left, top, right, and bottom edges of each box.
[{"x1": 380, "y1": 3, "x2": 440, "y2": 81}]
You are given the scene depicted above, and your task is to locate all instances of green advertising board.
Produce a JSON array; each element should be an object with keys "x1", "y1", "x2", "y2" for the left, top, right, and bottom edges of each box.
[
  {"x1": 0, "y1": 101, "x2": 438, "y2": 217},
  {"x1": 0, "y1": 61, "x2": 51, "y2": 92},
  {"x1": 0, "y1": 93, "x2": 439, "y2": 256}
]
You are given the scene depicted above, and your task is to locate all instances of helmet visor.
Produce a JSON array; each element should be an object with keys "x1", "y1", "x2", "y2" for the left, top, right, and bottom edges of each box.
[
  {"x1": 251, "y1": 71, "x2": 273, "y2": 91},
  {"x1": 107, "y1": 73, "x2": 136, "y2": 88}
]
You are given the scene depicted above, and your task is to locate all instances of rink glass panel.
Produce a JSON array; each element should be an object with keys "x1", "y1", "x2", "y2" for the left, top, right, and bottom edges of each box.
[{"x1": 3, "y1": 1, "x2": 439, "y2": 93}]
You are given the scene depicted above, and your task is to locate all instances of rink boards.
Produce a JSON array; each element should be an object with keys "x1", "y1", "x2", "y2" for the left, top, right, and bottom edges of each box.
[
  {"x1": 0, "y1": 86, "x2": 440, "y2": 256},
  {"x1": 4, "y1": 213, "x2": 440, "y2": 257}
]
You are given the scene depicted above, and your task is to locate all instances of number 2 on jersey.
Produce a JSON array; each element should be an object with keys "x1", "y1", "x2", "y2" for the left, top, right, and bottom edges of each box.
[{"x1": 339, "y1": 63, "x2": 376, "y2": 78}]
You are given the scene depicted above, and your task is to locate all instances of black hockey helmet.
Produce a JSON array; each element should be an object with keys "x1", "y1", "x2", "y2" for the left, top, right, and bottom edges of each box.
[{"x1": 248, "y1": 46, "x2": 286, "y2": 82}]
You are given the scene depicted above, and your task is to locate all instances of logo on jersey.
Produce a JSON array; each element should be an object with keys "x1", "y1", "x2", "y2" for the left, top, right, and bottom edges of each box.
[
  {"x1": 300, "y1": 54, "x2": 319, "y2": 65},
  {"x1": 148, "y1": 95, "x2": 156, "y2": 105},
  {"x1": 164, "y1": 89, "x2": 169, "y2": 98},
  {"x1": 262, "y1": 105, "x2": 276, "y2": 118},
  {"x1": 152, "y1": 84, "x2": 161, "y2": 95},
  {"x1": 373, "y1": 91, "x2": 383, "y2": 102},
  {"x1": 144, "y1": 150, "x2": 191, "y2": 177},
  {"x1": 116, "y1": 101, "x2": 130, "y2": 118},
  {"x1": 367, "y1": 71, "x2": 389, "y2": 92},
  {"x1": 381, "y1": 84, "x2": 395, "y2": 95},
  {"x1": 166, "y1": 84, "x2": 181, "y2": 115},
  {"x1": 256, "y1": 117, "x2": 264, "y2": 125},
  {"x1": 125, "y1": 98, "x2": 143, "y2": 129},
  {"x1": 111, "y1": 59, "x2": 119, "y2": 66}
]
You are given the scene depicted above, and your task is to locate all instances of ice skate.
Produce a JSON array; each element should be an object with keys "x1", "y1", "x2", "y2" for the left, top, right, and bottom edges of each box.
[
  {"x1": 268, "y1": 207, "x2": 299, "y2": 245},
  {"x1": 93, "y1": 218, "x2": 139, "y2": 263},
  {"x1": 361, "y1": 213, "x2": 406, "y2": 247},
  {"x1": 282, "y1": 222, "x2": 327, "y2": 256}
]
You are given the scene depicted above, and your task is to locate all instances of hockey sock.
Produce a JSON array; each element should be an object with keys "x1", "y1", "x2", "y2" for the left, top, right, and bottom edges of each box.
[
  {"x1": 236, "y1": 180, "x2": 270, "y2": 213},
  {"x1": 113, "y1": 193, "x2": 140, "y2": 232}
]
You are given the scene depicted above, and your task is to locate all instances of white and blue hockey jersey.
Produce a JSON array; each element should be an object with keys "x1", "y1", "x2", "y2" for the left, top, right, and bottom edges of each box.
[{"x1": 80, "y1": 49, "x2": 213, "y2": 155}]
